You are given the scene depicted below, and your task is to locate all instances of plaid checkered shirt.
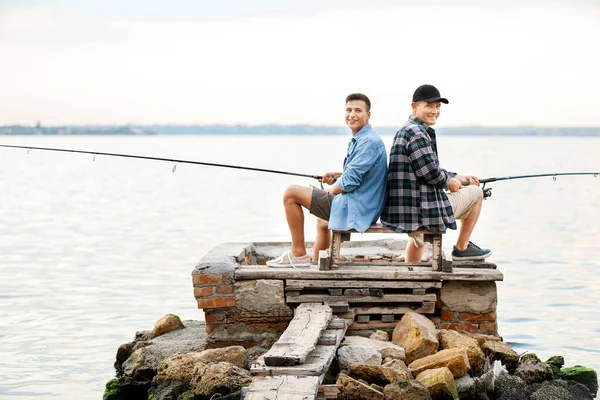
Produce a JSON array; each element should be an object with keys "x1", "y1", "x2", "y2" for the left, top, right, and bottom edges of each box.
[{"x1": 380, "y1": 115, "x2": 457, "y2": 233}]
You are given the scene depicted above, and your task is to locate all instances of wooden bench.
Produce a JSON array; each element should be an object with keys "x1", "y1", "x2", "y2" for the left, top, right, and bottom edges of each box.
[{"x1": 320, "y1": 223, "x2": 449, "y2": 272}]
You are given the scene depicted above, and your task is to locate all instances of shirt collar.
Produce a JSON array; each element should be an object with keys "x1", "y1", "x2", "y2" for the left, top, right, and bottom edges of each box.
[
  {"x1": 409, "y1": 114, "x2": 435, "y2": 136},
  {"x1": 352, "y1": 123, "x2": 372, "y2": 140}
]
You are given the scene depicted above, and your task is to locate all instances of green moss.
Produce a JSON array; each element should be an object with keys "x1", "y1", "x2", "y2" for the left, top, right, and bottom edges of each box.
[
  {"x1": 558, "y1": 365, "x2": 598, "y2": 396},
  {"x1": 103, "y1": 379, "x2": 122, "y2": 400},
  {"x1": 177, "y1": 390, "x2": 197, "y2": 400},
  {"x1": 545, "y1": 355, "x2": 565, "y2": 368}
]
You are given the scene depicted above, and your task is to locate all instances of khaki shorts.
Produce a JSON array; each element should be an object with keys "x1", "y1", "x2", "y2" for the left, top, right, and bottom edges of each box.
[
  {"x1": 309, "y1": 188, "x2": 334, "y2": 221},
  {"x1": 410, "y1": 185, "x2": 480, "y2": 248}
]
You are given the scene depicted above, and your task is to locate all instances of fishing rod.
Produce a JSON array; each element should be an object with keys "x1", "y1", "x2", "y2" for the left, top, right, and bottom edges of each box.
[
  {"x1": 0, "y1": 144, "x2": 324, "y2": 180},
  {"x1": 477, "y1": 172, "x2": 600, "y2": 198}
]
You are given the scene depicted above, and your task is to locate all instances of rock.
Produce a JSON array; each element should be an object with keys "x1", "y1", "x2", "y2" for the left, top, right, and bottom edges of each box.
[
  {"x1": 493, "y1": 374, "x2": 533, "y2": 400},
  {"x1": 392, "y1": 311, "x2": 439, "y2": 364},
  {"x1": 196, "y1": 345, "x2": 247, "y2": 368},
  {"x1": 466, "y1": 332, "x2": 501, "y2": 347},
  {"x1": 337, "y1": 373, "x2": 384, "y2": 400},
  {"x1": 337, "y1": 345, "x2": 382, "y2": 371},
  {"x1": 341, "y1": 336, "x2": 405, "y2": 361},
  {"x1": 155, "y1": 353, "x2": 208, "y2": 383},
  {"x1": 455, "y1": 375, "x2": 476, "y2": 399},
  {"x1": 383, "y1": 380, "x2": 432, "y2": 400},
  {"x1": 439, "y1": 281, "x2": 497, "y2": 313},
  {"x1": 191, "y1": 361, "x2": 252, "y2": 397},
  {"x1": 481, "y1": 340, "x2": 519, "y2": 374},
  {"x1": 439, "y1": 329, "x2": 485, "y2": 374},
  {"x1": 103, "y1": 376, "x2": 151, "y2": 400},
  {"x1": 151, "y1": 314, "x2": 184, "y2": 339},
  {"x1": 530, "y1": 380, "x2": 574, "y2": 400},
  {"x1": 474, "y1": 369, "x2": 495, "y2": 398},
  {"x1": 347, "y1": 363, "x2": 412, "y2": 386},
  {"x1": 115, "y1": 342, "x2": 136, "y2": 374},
  {"x1": 370, "y1": 330, "x2": 389, "y2": 341},
  {"x1": 382, "y1": 359, "x2": 413, "y2": 378},
  {"x1": 122, "y1": 320, "x2": 207, "y2": 381},
  {"x1": 558, "y1": 365, "x2": 598, "y2": 397},
  {"x1": 514, "y1": 360, "x2": 554, "y2": 384},
  {"x1": 545, "y1": 355, "x2": 564, "y2": 368},
  {"x1": 520, "y1": 353, "x2": 541, "y2": 364},
  {"x1": 147, "y1": 380, "x2": 190, "y2": 400},
  {"x1": 416, "y1": 367, "x2": 459, "y2": 400},
  {"x1": 409, "y1": 348, "x2": 470, "y2": 378},
  {"x1": 135, "y1": 330, "x2": 152, "y2": 341},
  {"x1": 246, "y1": 346, "x2": 268, "y2": 367}
]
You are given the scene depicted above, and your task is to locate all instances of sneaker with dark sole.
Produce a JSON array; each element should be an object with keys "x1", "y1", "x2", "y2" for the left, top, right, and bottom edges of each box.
[{"x1": 452, "y1": 242, "x2": 492, "y2": 261}]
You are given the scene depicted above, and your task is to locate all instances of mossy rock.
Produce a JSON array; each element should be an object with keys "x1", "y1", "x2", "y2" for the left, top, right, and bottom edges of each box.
[
  {"x1": 558, "y1": 365, "x2": 598, "y2": 397},
  {"x1": 545, "y1": 355, "x2": 564, "y2": 368},
  {"x1": 104, "y1": 379, "x2": 122, "y2": 400}
]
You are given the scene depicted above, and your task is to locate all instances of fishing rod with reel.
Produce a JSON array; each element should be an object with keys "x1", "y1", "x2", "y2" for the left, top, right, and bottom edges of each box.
[{"x1": 1, "y1": 144, "x2": 598, "y2": 196}]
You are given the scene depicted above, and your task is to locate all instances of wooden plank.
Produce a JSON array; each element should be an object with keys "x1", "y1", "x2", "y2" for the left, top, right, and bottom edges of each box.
[
  {"x1": 324, "y1": 301, "x2": 349, "y2": 313},
  {"x1": 244, "y1": 375, "x2": 320, "y2": 400},
  {"x1": 287, "y1": 294, "x2": 436, "y2": 303},
  {"x1": 381, "y1": 315, "x2": 395, "y2": 323},
  {"x1": 317, "y1": 384, "x2": 339, "y2": 399},
  {"x1": 287, "y1": 280, "x2": 442, "y2": 290},
  {"x1": 353, "y1": 303, "x2": 435, "y2": 315},
  {"x1": 328, "y1": 288, "x2": 343, "y2": 296},
  {"x1": 348, "y1": 321, "x2": 399, "y2": 330},
  {"x1": 236, "y1": 266, "x2": 503, "y2": 281},
  {"x1": 263, "y1": 303, "x2": 332, "y2": 367},
  {"x1": 251, "y1": 327, "x2": 346, "y2": 377},
  {"x1": 343, "y1": 288, "x2": 370, "y2": 296},
  {"x1": 327, "y1": 317, "x2": 347, "y2": 330},
  {"x1": 412, "y1": 288, "x2": 426, "y2": 295},
  {"x1": 356, "y1": 315, "x2": 370, "y2": 323},
  {"x1": 317, "y1": 332, "x2": 338, "y2": 346}
]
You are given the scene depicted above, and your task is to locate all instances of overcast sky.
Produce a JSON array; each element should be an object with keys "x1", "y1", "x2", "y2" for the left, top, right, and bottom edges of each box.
[{"x1": 1, "y1": 0, "x2": 599, "y2": 127}]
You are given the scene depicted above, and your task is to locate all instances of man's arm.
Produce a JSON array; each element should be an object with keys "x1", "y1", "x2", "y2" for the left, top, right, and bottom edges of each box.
[
  {"x1": 407, "y1": 133, "x2": 452, "y2": 189},
  {"x1": 336, "y1": 141, "x2": 380, "y2": 193}
]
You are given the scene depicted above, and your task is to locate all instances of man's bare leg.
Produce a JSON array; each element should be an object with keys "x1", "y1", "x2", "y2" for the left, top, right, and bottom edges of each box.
[
  {"x1": 405, "y1": 238, "x2": 425, "y2": 263},
  {"x1": 313, "y1": 218, "x2": 331, "y2": 261},
  {"x1": 282, "y1": 185, "x2": 314, "y2": 257},
  {"x1": 455, "y1": 187, "x2": 484, "y2": 250}
]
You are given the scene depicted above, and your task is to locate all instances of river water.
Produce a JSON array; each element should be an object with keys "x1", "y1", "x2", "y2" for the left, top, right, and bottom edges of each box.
[{"x1": 0, "y1": 134, "x2": 599, "y2": 399}]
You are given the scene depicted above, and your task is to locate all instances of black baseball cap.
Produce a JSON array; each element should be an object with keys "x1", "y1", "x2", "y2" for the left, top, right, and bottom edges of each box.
[{"x1": 412, "y1": 84, "x2": 449, "y2": 104}]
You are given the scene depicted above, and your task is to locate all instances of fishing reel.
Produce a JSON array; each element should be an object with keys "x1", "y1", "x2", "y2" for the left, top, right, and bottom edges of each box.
[{"x1": 482, "y1": 183, "x2": 492, "y2": 199}]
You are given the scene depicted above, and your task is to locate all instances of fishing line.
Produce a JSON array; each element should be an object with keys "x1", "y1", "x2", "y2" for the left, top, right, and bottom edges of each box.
[{"x1": 0, "y1": 144, "x2": 324, "y2": 180}]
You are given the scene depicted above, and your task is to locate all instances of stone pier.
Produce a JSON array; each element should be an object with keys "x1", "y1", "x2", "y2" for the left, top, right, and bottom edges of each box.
[{"x1": 192, "y1": 240, "x2": 503, "y2": 349}]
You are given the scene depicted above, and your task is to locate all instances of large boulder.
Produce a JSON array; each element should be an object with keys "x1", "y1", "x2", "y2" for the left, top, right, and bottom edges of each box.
[
  {"x1": 409, "y1": 348, "x2": 470, "y2": 378},
  {"x1": 493, "y1": 374, "x2": 533, "y2": 400},
  {"x1": 392, "y1": 311, "x2": 439, "y2": 364},
  {"x1": 439, "y1": 281, "x2": 497, "y2": 313},
  {"x1": 454, "y1": 375, "x2": 476, "y2": 399},
  {"x1": 155, "y1": 353, "x2": 208, "y2": 383},
  {"x1": 370, "y1": 330, "x2": 389, "y2": 342},
  {"x1": 558, "y1": 365, "x2": 598, "y2": 397},
  {"x1": 122, "y1": 320, "x2": 207, "y2": 381},
  {"x1": 416, "y1": 367, "x2": 459, "y2": 400},
  {"x1": 481, "y1": 340, "x2": 519, "y2": 374},
  {"x1": 439, "y1": 329, "x2": 485, "y2": 374},
  {"x1": 515, "y1": 359, "x2": 554, "y2": 384},
  {"x1": 383, "y1": 380, "x2": 432, "y2": 400},
  {"x1": 337, "y1": 373, "x2": 384, "y2": 400},
  {"x1": 195, "y1": 345, "x2": 247, "y2": 368},
  {"x1": 191, "y1": 361, "x2": 252, "y2": 397},
  {"x1": 341, "y1": 336, "x2": 405, "y2": 362},
  {"x1": 347, "y1": 363, "x2": 412, "y2": 386},
  {"x1": 337, "y1": 344, "x2": 382, "y2": 371},
  {"x1": 151, "y1": 314, "x2": 185, "y2": 339}
]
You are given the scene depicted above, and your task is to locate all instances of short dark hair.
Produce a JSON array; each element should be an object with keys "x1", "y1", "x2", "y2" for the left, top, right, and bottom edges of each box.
[{"x1": 345, "y1": 93, "x2": 371, "y2": 111}]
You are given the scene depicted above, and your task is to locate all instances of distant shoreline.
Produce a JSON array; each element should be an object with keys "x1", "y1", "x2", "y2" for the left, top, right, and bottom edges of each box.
[{"x1": 2, "y1": 125, "x2": 600, "y2": 136}]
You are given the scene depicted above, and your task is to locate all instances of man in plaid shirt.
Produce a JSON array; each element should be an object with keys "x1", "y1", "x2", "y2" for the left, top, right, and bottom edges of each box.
[{"x1": 381, "y1": 84, "x2": 491, "y2": 262}]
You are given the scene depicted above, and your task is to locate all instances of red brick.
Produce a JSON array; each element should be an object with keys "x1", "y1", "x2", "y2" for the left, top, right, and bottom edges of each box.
[
  {"x1": 192, "y1": 273, "x2": 225, "y2": 285},
  {"x1": 427, "y1": 316, "x2": 441, "y2": 326},
  {"x1": 197, "y1": 296, "x2": 236, "y2": 309},
  {"x1": 441, "y1": 322, "x2": 479, "y2": 333},
  {"x1": 441, "y1": 311, "x2": 455, "y2": 321},
  {"x1": 216, "y1": 284, "x2": 234, "y2": 295},
  {"x1": 193, "y1": 286, "x2": 213, "y2": 297},
  {"x1": 459, "y1": 312, "x2": 496, "y2": 322},
  {"x1": 204, "y1": 314, "x2": 219, "y2": 323}
]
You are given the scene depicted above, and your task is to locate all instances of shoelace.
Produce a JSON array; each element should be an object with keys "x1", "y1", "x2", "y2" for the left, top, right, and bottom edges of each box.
[
  {"x1": 468, "y1": 241, "x2": 482, "y2": 250},
  {"x1": 272, "y1": 250, "x2": 300, "y2": 268}
]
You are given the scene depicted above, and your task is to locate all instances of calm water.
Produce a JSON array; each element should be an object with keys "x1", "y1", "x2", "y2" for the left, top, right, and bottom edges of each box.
[{"x1": 0, "y1": 134, "x2": 599, "y2": 399}]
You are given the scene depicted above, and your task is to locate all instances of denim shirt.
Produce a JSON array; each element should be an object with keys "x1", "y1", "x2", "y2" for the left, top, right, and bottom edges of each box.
[{"x1": 328, "y1": 124, "x2": 388, "y2": 233}]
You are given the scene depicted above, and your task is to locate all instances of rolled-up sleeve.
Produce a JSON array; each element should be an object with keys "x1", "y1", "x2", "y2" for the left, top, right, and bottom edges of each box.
[
  {"x1": 407, "y1": 133, "x2": 451, "y2": 189},
  {"x1": 337, "y1": 141, "x2": 377, "y2": 193}
]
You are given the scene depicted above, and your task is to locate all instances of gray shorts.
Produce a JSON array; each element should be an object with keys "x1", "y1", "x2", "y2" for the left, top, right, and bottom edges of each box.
[{"x1": 309, "y1": 188, "x2": 334, "y2": 221}]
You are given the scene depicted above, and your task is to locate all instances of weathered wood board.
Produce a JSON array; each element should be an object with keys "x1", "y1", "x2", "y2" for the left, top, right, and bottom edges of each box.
[
  {"x1": 244, "y1": 375, "x2": 320, "y2": 400},
  {"x1": 286, "y1": 280, "x2": 442, "y2": 289},
  {"x1": 263, "y1": 303, "x2": 332, "y2": 367},
  {"x1": 286, "y1": 293, "x2": 436, "y2": 303}
]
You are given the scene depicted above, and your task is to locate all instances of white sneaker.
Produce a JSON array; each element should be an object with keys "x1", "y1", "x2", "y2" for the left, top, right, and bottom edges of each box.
[{"x1": 266, "y1": 250, "x2": 311, "y2": 268}]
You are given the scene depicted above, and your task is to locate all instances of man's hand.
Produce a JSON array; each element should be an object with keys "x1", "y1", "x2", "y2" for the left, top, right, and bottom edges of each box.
[
  {"x1": 448, "y1": 177, "x2": 462, "y2": 192},
  {"x1": 455, "y1": 174, "x2": 480, "y2": 186},
  {"x1": 320, "y1": 172, "x2": 342, "y2": 185}
]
